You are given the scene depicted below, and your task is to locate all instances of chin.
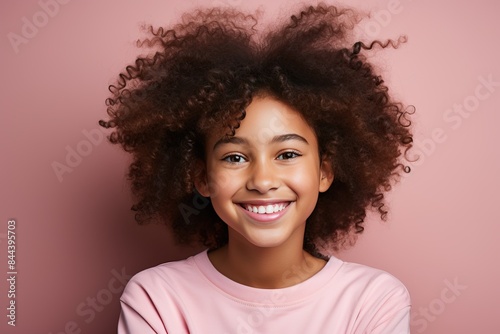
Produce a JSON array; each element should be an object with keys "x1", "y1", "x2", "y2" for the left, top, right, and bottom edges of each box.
[{"x1": 244, "y1": 233, "x2": 292, "y2": 249}]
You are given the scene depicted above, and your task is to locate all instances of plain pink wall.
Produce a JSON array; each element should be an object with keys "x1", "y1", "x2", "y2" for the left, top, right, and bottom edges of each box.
[{"x1": 1, "y1": 0, "x2": 499, "y2": 333}]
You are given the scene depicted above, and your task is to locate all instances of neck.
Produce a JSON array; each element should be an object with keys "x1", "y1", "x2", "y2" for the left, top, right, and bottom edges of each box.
[{"x1": 208, "y1": 228, "x2": 326, "y2": 289}]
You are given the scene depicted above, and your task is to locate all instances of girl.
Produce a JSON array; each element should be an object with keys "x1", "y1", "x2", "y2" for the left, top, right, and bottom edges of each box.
[{"x1": 101, "y1": 3, "x2": 414, "y2": 333}]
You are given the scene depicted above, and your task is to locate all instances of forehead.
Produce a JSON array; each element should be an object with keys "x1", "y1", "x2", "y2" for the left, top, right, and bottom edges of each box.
[{"x1": 207, "y1": 96, "x2": 317, "y2": 148}]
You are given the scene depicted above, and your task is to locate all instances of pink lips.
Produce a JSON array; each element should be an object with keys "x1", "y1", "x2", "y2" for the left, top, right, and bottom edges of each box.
[{"x1": 238, "y1": 202, "x2": 292, "y2": 223}]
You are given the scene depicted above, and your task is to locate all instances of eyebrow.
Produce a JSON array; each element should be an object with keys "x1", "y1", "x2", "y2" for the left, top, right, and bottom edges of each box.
[{"x1": 213, "y1": 133, "x2": 309, "y2": 151}]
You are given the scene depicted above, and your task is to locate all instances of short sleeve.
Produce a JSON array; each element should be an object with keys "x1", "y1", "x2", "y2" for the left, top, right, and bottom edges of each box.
[
  {"x1": 368, "y1": 280, "x2": 411, "y2": 334},
  {"x1": 118, "y1": 300, "x2": 159, "y2": 334},
  {"x1": 117, "y1": 277, "x2": 167, "y2": 334},
  {"x1": 370, "y1": 305, "x2": 410, "y2": 334}
]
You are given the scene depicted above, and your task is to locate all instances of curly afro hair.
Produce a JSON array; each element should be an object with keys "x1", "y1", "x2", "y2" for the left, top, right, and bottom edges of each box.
[{"x1": 100, "y1": 3, "x2": 414, "y2": 258}]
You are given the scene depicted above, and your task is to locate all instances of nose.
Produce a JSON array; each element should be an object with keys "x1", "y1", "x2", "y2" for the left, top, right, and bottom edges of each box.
[{"x1": 246, "y1": 158, "x2": 280, "y2": 193}]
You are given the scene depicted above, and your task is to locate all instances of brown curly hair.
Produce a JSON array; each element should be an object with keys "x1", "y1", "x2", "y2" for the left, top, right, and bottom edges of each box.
[{"x1": 100, "y1": 3, "x2": 414, "y2": 258}]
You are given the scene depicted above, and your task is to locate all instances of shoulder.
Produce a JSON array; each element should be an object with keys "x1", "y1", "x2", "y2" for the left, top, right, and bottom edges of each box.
[
  {"x1": 326, "y1": 258, "x2": 411, "y2": 332},
  {"x1": 120, "y1": 250, "x2": 206, "y2": 301},
  {"x1": 338, "y1": 260, "x2": 408, "y2": 286},
  {"x1": 334, "y1": 259, "x2": 410, "y2": 303},
  {"x1": 117, "y1": 251, "x2": 210, "y2": 333}
]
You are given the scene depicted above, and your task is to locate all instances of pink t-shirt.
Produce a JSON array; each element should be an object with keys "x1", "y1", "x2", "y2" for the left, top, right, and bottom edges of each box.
[{"x1": 118, "y1": 250, "x2": 411, "y2": 333}]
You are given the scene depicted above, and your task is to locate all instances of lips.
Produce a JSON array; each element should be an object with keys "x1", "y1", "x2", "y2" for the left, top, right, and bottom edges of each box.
[{"x1": 237, "y1": 201, "x2": 292, "y2": 223}]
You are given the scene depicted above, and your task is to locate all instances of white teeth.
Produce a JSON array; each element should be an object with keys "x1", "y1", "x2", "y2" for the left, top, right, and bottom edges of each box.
[{"x1": 244, "y1": 203, "x2": 288, "y2": 214}]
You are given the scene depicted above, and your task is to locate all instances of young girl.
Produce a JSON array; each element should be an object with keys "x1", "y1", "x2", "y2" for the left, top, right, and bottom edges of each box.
[{"x1": 101, "y1": 3, "x2": 414, "y2": 333}]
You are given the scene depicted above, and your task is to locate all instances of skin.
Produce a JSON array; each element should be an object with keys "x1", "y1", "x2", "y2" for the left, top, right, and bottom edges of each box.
[{"x1": 195, "y1": 95, "x2": 334, "y2": 289}]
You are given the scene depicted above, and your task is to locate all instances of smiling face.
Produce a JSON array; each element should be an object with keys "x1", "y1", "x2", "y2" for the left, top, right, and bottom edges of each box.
[{"x1": 195, "y1": 95, "x2": 333, "y2": 250}]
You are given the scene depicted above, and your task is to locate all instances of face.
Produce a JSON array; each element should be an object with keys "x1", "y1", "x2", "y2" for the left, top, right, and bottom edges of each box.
[{"x1": 196, "y1": 96, "x2": 333, "y2": 249}]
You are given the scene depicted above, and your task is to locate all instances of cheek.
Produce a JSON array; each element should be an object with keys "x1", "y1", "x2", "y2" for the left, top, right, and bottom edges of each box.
[
  {"x1": 285, "y1": 167, "x2": 321, "y2": 202},
  {"x1": 205, "y1": 166, "x2": 238, "y2": 198},
  {"x1": 286, "y1": 163, "x2": 320, "y2": 186}
]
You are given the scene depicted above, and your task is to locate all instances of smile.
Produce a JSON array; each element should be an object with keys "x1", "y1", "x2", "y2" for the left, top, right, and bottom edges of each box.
[
  {"x1": 242, "y1": 203, "x2": 289, "y2": 214},
  {"x1": 237, "y1": 201, "x2": 293, "y2": 223}
]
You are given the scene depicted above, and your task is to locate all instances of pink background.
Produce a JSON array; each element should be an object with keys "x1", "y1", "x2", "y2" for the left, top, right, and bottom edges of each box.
[{"x1": 1, "y1": 0, "x2": 499, "y2": 333}]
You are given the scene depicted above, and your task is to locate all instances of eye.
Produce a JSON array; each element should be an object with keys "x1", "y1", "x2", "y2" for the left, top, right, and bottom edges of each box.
[
  {"x1": 222, "y1": 154, "x2": 247, "y2": 164},
  {"x1": 276, "y1": 151, "x2": 301, "y2": 160}
]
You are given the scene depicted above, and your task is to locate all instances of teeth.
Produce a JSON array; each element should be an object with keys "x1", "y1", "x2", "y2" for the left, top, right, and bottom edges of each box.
[{"x1": 245, "y1": 203, "x2": 288, "y2": 214}]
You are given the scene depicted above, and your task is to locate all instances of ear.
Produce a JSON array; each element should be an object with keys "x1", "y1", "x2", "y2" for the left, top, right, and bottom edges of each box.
[
  {"x1": 193, "y1": 159, "x2": 210, "y2": 197},
  {"x1": 319, "y1": 156, "x2": 334, "y2": 193}
]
